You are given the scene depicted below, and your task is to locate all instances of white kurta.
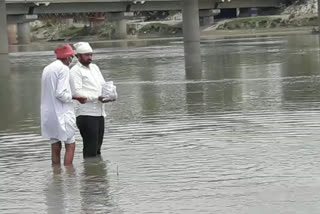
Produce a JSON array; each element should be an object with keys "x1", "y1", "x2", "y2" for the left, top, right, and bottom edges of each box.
[
  {"x1": 70, "y1": 62, "x2": 106, "y2": 117},
  {"x1": 41, "y1": 60, "x2": 76, "y2": 142}
]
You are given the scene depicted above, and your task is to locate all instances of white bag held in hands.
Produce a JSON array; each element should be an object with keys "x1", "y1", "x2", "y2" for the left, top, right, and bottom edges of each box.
[{"x1": 101, "y1": 81, "x2": 118, "y2": 101}]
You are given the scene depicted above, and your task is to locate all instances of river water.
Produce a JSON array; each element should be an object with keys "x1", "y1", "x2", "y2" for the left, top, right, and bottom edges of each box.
[{"x1": 1, "y1": 34, "x2": 320, "y2": 213}]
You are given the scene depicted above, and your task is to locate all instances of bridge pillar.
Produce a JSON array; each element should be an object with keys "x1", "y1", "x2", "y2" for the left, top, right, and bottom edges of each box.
[
  {"x1": 7, "y1": 24, "x2": 18, "y2": 44},
  {"x1": 115, "y1": 19, "x2": 127, "y2": 39},
  {"x1": 17, "y1": 23, "x2": 31, "y2": 44},
  {"x1": 182, "y1": 0, "x2": 202, "y2": 75},
  {"x1": 250, "y1": 8, "x2": 258, "y2": 17},
  {"x1": 63, "y1": 18, "x2": 74, "y2": 27},
  {"x1": 0, "y1": 0, "x2": 8, "y2": 54},
  {"x1": 199, "y1": 9, "x2": 214, "y2": 26},
  {"x1": 318, "y1": 0, "x2": 320, "y2": 31},
  {"x1": 236, "y1": 8, "x2": 240, "y2": 17},
  {"x1": 109, "y1": 12, "x2": 127, "y2": 40},
  {"x1": 7, "y1": 15, "x2": 37, "y2": 45}
]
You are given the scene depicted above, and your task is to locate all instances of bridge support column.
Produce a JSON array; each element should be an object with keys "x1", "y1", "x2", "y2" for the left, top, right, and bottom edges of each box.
[
  {"x1": 7, "y1": 24, "x2": 17, "y2": 44},
  {"x1": 0, "y1": 0, "x2": 8, "y2": 54},
  {"x1": 318, "y1": 0, "x2": 320, "y2": 31},
  {"x1": 199, "y1": 9, "x2": 214, "y2": 26},
  {"x1": 250, "y1": 8, "x2": 258, "y2": 17},
  {"x1": 109, "y1": 12, "x2": 127, "y2": 40},
  {"x1": 236, "y1": 8, "x2": 240, "y2": 17},
  {"x1": 116, "y1": 19, "x2": 127, "y2": 39},
  {"x1": 7, "y1": 15, "x2": 37, "y2": 45},
  {"x1": 63, "y1": 18, "x2": 74, "y2": 27},
  {"x1": 182, "y1": 0, "x2": 202, "y2": 76},
  {"x1": 17, "y1": 23, "x2": 31, "y2": 44},
  {"x1": 115, "y1": 19, "x2": 127, "y2": 39}
]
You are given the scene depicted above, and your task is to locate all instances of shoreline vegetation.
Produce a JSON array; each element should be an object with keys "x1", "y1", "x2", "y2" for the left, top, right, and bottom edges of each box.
[{"x1": 30, "y1": 0, "x2": 320, "y2": 42}]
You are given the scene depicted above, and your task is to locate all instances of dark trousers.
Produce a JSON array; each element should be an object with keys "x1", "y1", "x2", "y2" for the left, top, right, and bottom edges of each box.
[{"x1": 76, "y1": 116, "x2": 105, "y2": 158}]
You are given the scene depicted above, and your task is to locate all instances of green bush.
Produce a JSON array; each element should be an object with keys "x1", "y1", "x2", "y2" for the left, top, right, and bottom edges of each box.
[
  {"x1": 218, "y1": 16, "x2": 319, "y2": 30},
  {"x1": 138, "y1": 23, "x2": 181, "y2": 35}
]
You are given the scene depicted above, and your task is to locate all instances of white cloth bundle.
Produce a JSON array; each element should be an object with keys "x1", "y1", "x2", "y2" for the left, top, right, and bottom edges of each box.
[{"x1": 101, "y1": 81, "x2": 117, "y2": 101}]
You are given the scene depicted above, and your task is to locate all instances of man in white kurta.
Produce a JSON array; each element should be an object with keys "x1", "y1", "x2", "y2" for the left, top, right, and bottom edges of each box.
[
  {"x1": 41, "y1": 59, "x2": 75, "y2": 142},
  {"x1": 70, "y1": 42, "x2": 115, "y2": 158},
  {"x1": 41, "y1": 44, "x2": 87, "y2": 165}
]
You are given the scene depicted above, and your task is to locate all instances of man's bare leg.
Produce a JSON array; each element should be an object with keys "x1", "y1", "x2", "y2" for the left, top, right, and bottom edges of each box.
[
  {"x1": 51, "y1": 142, "x2": 62, "y2": 165},
  {"x1": 65, "y1": 165, "x2": 75, "y2": 176},
  {"x1": 64, "y1": 142, "x2": 75, "y2": 165}
]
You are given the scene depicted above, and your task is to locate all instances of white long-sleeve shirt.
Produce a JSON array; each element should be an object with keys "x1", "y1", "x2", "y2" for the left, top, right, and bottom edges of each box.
[
  {"x1": 70, "y1": 62, "x2": 106, "y2": 117},
  {"x1": 41, "y1": 60, "x2": 76, "y2": 141}
]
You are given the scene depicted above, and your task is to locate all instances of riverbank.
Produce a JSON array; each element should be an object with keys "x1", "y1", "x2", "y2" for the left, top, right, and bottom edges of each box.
[
  {"x1": 201, "y1": 26, "x2": 315, "y2": 40},
  {"x1": 30, "y1": 19, "x2": 182, "y2": 42},
  {"x1": 29, "y1": 0, "x2": 320, "y2": 42}
]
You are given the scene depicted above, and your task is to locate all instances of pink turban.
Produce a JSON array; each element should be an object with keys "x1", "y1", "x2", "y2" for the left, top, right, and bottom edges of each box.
[{"x1": 54, "y1": 44, "x2": 74, "y2": 59}]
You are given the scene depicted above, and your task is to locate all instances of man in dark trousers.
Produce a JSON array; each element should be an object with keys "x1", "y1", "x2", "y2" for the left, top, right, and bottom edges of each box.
[{"x1": 70, "y1": 42, "x2": 115, "y2": 158}]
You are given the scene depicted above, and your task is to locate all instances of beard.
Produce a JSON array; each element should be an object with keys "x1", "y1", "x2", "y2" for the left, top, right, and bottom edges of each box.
[
  {"x1": 80, "y1": 59, "x2": 91, "y2": 66},
  {"x1": 83, "y1": 61, "x2": 91, "y2": 66}
]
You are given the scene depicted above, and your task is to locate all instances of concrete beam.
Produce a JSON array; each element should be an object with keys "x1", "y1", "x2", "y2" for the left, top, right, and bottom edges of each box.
[
  {"x1": 5, "y1": 3, "x2": 30, "y2": 15},
  {"x1": 7, "y1": 14, "x2": 38, "y2": 24},
  {"x1": 0, "y1": 0, "x2": 9, "y2": 54},
  {"x1": 5, "y1": 0, "x2": 285, "y2": 15}
]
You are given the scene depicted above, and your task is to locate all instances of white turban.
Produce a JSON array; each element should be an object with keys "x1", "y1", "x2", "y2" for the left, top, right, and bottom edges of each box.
[{"x1": 73, "y1": 42, "x2": 93, "y2": 54}]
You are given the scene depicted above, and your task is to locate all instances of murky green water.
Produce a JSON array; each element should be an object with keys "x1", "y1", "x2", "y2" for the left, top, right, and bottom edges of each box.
[{"x1": 2, "y1": 35, "x2": 320, "y2": 213}]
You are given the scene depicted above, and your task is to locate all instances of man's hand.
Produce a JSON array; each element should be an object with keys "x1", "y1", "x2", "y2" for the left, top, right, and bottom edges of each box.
[
  {"x1": 73, "y1": 95, "x2": 87, "y2": 104},
  {"x1": 98, "y1": 96, "x2": 116, "y2": 103}
]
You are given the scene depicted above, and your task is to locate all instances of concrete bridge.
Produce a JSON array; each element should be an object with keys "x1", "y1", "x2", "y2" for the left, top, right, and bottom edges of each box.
[
  {"x1": 5, "y1": 0, "x2": 283, "y2": 14},
  {"x1": 1, "y1": 0, "x2": 285, "y2": 54}
]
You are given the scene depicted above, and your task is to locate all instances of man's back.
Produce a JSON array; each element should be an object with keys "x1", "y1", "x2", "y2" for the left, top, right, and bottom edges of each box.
[{"x1": 41, "y1": 60, "x2": 74, "y2": 141}]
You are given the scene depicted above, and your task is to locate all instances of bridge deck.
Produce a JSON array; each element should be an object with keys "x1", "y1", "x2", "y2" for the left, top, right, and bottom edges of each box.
[{"x1": 5, "y1": 0, "x2": 285, "y2": 15}]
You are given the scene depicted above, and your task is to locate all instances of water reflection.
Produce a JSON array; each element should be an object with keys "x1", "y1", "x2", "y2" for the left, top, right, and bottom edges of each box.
[
  {"x1": 45, "y1": 165, "x2": 78, "y2": 214},
  {"x1": 139, "y1": 58, "x2": 161, "y2": 114},
  {"x1": 186, "y1": 82, "x2": 205, "y2": 114},
  {"x1": 81, "y1": 157, "x2": 111, "y2": 214},
  {"x1": 3, "y1": 35, "x2": 320, "y2": 213},
  {"x1": 45, "y1": 166, "x2": 65, "y2": 214},
  {"x1": 283, "y1": 35, "x2": 320, "y2": 77},
  {"x1": 185, "y1": 43, "x2": 204, "y2": 114},
  {"x1": 184, "y1": 42, "x2": 202, "y2": 77},
  {"x1": 0, "y1": 54, "x2": 14, "y2": 131},
  {"x1": 281, "y1": 35, "x2": 320, "y2": 106},
  {"x1": 0, "y1": 52, "x2": 42, "y2": 131},
  {"x1": 0, "y1": 54, "x2": 10, "y2": 76}
]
